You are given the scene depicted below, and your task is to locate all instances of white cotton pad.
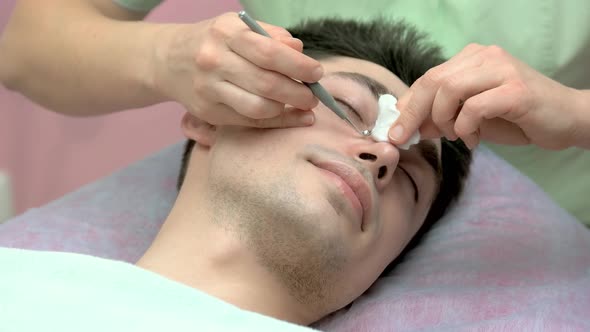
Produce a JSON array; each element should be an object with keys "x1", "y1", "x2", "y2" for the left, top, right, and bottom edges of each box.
[{"x1": 371, "y1": 94, "x2": 420, "y2": 150}]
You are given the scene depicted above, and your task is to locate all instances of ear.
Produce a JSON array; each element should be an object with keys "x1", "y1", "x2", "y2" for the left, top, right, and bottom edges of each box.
[{"x1": 181, "y1": 112, "x2": 216, "y2": 147}]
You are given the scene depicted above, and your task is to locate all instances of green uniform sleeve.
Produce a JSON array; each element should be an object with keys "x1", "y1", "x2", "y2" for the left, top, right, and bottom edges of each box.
[{"x1": 113, "y1": 0, "x2": 163, "y2": 12}]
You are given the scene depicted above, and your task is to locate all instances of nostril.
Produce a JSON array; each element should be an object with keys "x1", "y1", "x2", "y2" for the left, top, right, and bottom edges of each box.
[
  {"x1": 359, "y1": 153, "x2": 377, "y2": 161},
  {"x1": 378, "y1": 166, "x2": 387, "y2": 179}
]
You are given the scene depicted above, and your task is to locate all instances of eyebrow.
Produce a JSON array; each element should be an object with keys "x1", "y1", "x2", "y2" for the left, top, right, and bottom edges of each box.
[{"x1": 326, "y1": 72, "x2": 394, "y2": 99}]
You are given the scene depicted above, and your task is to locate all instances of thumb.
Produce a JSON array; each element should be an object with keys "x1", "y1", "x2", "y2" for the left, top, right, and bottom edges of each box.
[{"x1": 388, "y1": 90, "x2": 428, "y2": 144}]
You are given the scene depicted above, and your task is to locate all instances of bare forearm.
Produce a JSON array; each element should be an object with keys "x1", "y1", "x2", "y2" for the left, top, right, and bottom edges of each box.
[{"x1": 0, "y1": 0, "x2": 170, "y2": 115}]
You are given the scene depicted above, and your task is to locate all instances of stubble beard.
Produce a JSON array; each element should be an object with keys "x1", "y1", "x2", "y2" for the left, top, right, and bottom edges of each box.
[{"x1": 207, "y1": 164, "x2": 348, "y2": 311}]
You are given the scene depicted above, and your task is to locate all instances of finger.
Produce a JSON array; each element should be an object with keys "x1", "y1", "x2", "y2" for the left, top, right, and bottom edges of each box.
[
  {"x1": 227, "y1": 31, "x2": 324, "y2": 83},
  {"x1": 277, "y1": 35, "x2": 303, "y2": 52},
  {"x1": 258, "y1": 22, "x2": 293, "y2": 39},
  {"x1": 396, "y1": 43, "x2": 485, "y2": 111},
  {"x1": 454, "y1": 85, "x2": 531, "y2": 145},
  {"x1": 479, "y1": 118, "x2": 529, "y2": 145},
  {"x1": 431, "y1": 65, "x2": 503, "y2": 140},
  {"x1": 461, "y1": 129, "x2": 480, "y2": 150},
  {"x1": 453, "y1": 85, "x2": 516, "y2": 137},
  {"x1": 212, "y1": 81, "x2": 284, "y2": 119},
  {"x1": 196, "y1": 101, "x2": 315, "y2": 128},
  {"x1": 449, "y1": 43, "x2": 486, "y2": 62},
  {"x1": 243, "y1": 109, "x2": 316, "y2": 129},
  {"x1": 219, "y1": 52, "x2": 318, "y2": 111},
  {"x1": 418, "y1": 117, "x2": 444, "y2": 140},
  {"x1": 400, "y1": 43, "x2": 485, "y2": 107},
  {"x1": 243, "y1": 21, "x2": 303, "y2": 52},
  {"x1": 252, "y1": 21, "x2": 303, "y2": 52},
  {"x1": 392, "y1": 48, "x2": 487, "y2": 143}
]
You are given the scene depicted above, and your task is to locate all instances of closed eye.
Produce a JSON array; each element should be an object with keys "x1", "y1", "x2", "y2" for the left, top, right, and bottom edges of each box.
[
  {"x1": 334, "y1": 97, "x2": 364, "y2": 123},
  {"x1": 398, "y1": 166, "x2": 419, "y2": 202}
]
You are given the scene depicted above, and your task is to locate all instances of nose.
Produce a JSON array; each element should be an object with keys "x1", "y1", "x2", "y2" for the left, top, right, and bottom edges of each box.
[{"x1": 351, "y1": 141, "x2": 400, "y2": 191}]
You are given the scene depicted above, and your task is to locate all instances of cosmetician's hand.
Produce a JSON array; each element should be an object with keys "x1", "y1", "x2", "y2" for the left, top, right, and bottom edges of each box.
[
  {"x1": 152, "y1": 12, "x2": 321, "y2": 128},
  {"x1": 388, "y1": 43, "x2": 587, "y2": 150}
]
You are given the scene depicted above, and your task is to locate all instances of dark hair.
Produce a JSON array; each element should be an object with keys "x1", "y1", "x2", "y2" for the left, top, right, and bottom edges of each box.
[{"x1": 177, "y1": 18, "x2": 472, "y2": 274}]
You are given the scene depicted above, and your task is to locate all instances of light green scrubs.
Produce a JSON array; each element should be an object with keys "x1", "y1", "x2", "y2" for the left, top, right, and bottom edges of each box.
[
  {"x1": 115, "y1": 0, "x2": 590, "y2": 225},
  {"x1": 113, "y1": 0, "x2": 162, "y2": 12}
]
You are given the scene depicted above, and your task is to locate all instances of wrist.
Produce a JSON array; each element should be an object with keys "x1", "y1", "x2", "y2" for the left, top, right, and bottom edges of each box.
[
  {"x1": 571, "y1": 89, "x2": 590, "y2": 149},
  {"x1": 135, "y1": 22, "x2": 178, "y2": 104},
  {"x1": 145, "y1": 23, "x2": 187, "y2": 104}
]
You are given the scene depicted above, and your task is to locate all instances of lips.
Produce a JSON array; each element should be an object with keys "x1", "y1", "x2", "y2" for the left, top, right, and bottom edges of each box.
[{"x1": 311, "y1": 159, "x2": 373, "y2": 230}]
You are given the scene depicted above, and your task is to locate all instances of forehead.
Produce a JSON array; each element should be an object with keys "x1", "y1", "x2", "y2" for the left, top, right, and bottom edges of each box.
[{"x1": 319, "y1": 56, "x2": 409, "y2": 97}]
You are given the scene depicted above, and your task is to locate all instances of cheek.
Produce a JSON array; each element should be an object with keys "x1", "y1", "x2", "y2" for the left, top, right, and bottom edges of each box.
[
  {"x1": 382, "y1": 212, "x2": 412, "y2": 250},
  {"x1": 338, "y1": 201, "x2": 413, "y2": 304},
  {"x1": 384, "y1": 174, "x2": 427, "y2": 233},
  {"x1": 219, "y1": 117, "x2": 338, "y2": 144},
  {"x1": 346, "y1": 193, "x2": 415, "y2": 282},
  {"x1": 211, "y1": 128, "x2": 294, "y2": 177},
  {"x1": 373, "y1": 190, "x2": 417, "y2": 262}
]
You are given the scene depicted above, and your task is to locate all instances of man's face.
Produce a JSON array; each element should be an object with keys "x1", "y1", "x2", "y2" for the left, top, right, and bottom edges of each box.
[{"x1": 202, "y1": 56, "x2": 442, "y2": 314}]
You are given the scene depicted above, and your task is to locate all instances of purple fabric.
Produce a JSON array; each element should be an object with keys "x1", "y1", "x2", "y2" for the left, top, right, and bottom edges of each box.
[
  {"x1": 1, "y1": 142, "x2": 589, "y2": 331},
  {"x1": 0, "y1": 143, "x2": 181, "y2": 262}
]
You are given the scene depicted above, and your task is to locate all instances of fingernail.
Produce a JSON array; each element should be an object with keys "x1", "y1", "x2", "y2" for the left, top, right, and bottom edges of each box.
[
  {"x1": 447, "y1": 132, "x2": 458, "y2": 141},
  {"x1": 312, "y1": 66, "x2": 324, "y2": 81},
  {"x1": 288, "y1": 37, "x2": 303, "y2": 47},
  {"x1": 301, "y1": 112, "x2": 315, "y2": 125},
  {"x1": 389, "y1": 125, "x2": 404, "y2": 142}
]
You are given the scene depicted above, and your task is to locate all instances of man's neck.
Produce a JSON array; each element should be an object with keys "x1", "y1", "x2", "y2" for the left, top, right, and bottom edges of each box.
[{"x1": 135, "y1": 201, "x2": 315, "y2": 325}]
